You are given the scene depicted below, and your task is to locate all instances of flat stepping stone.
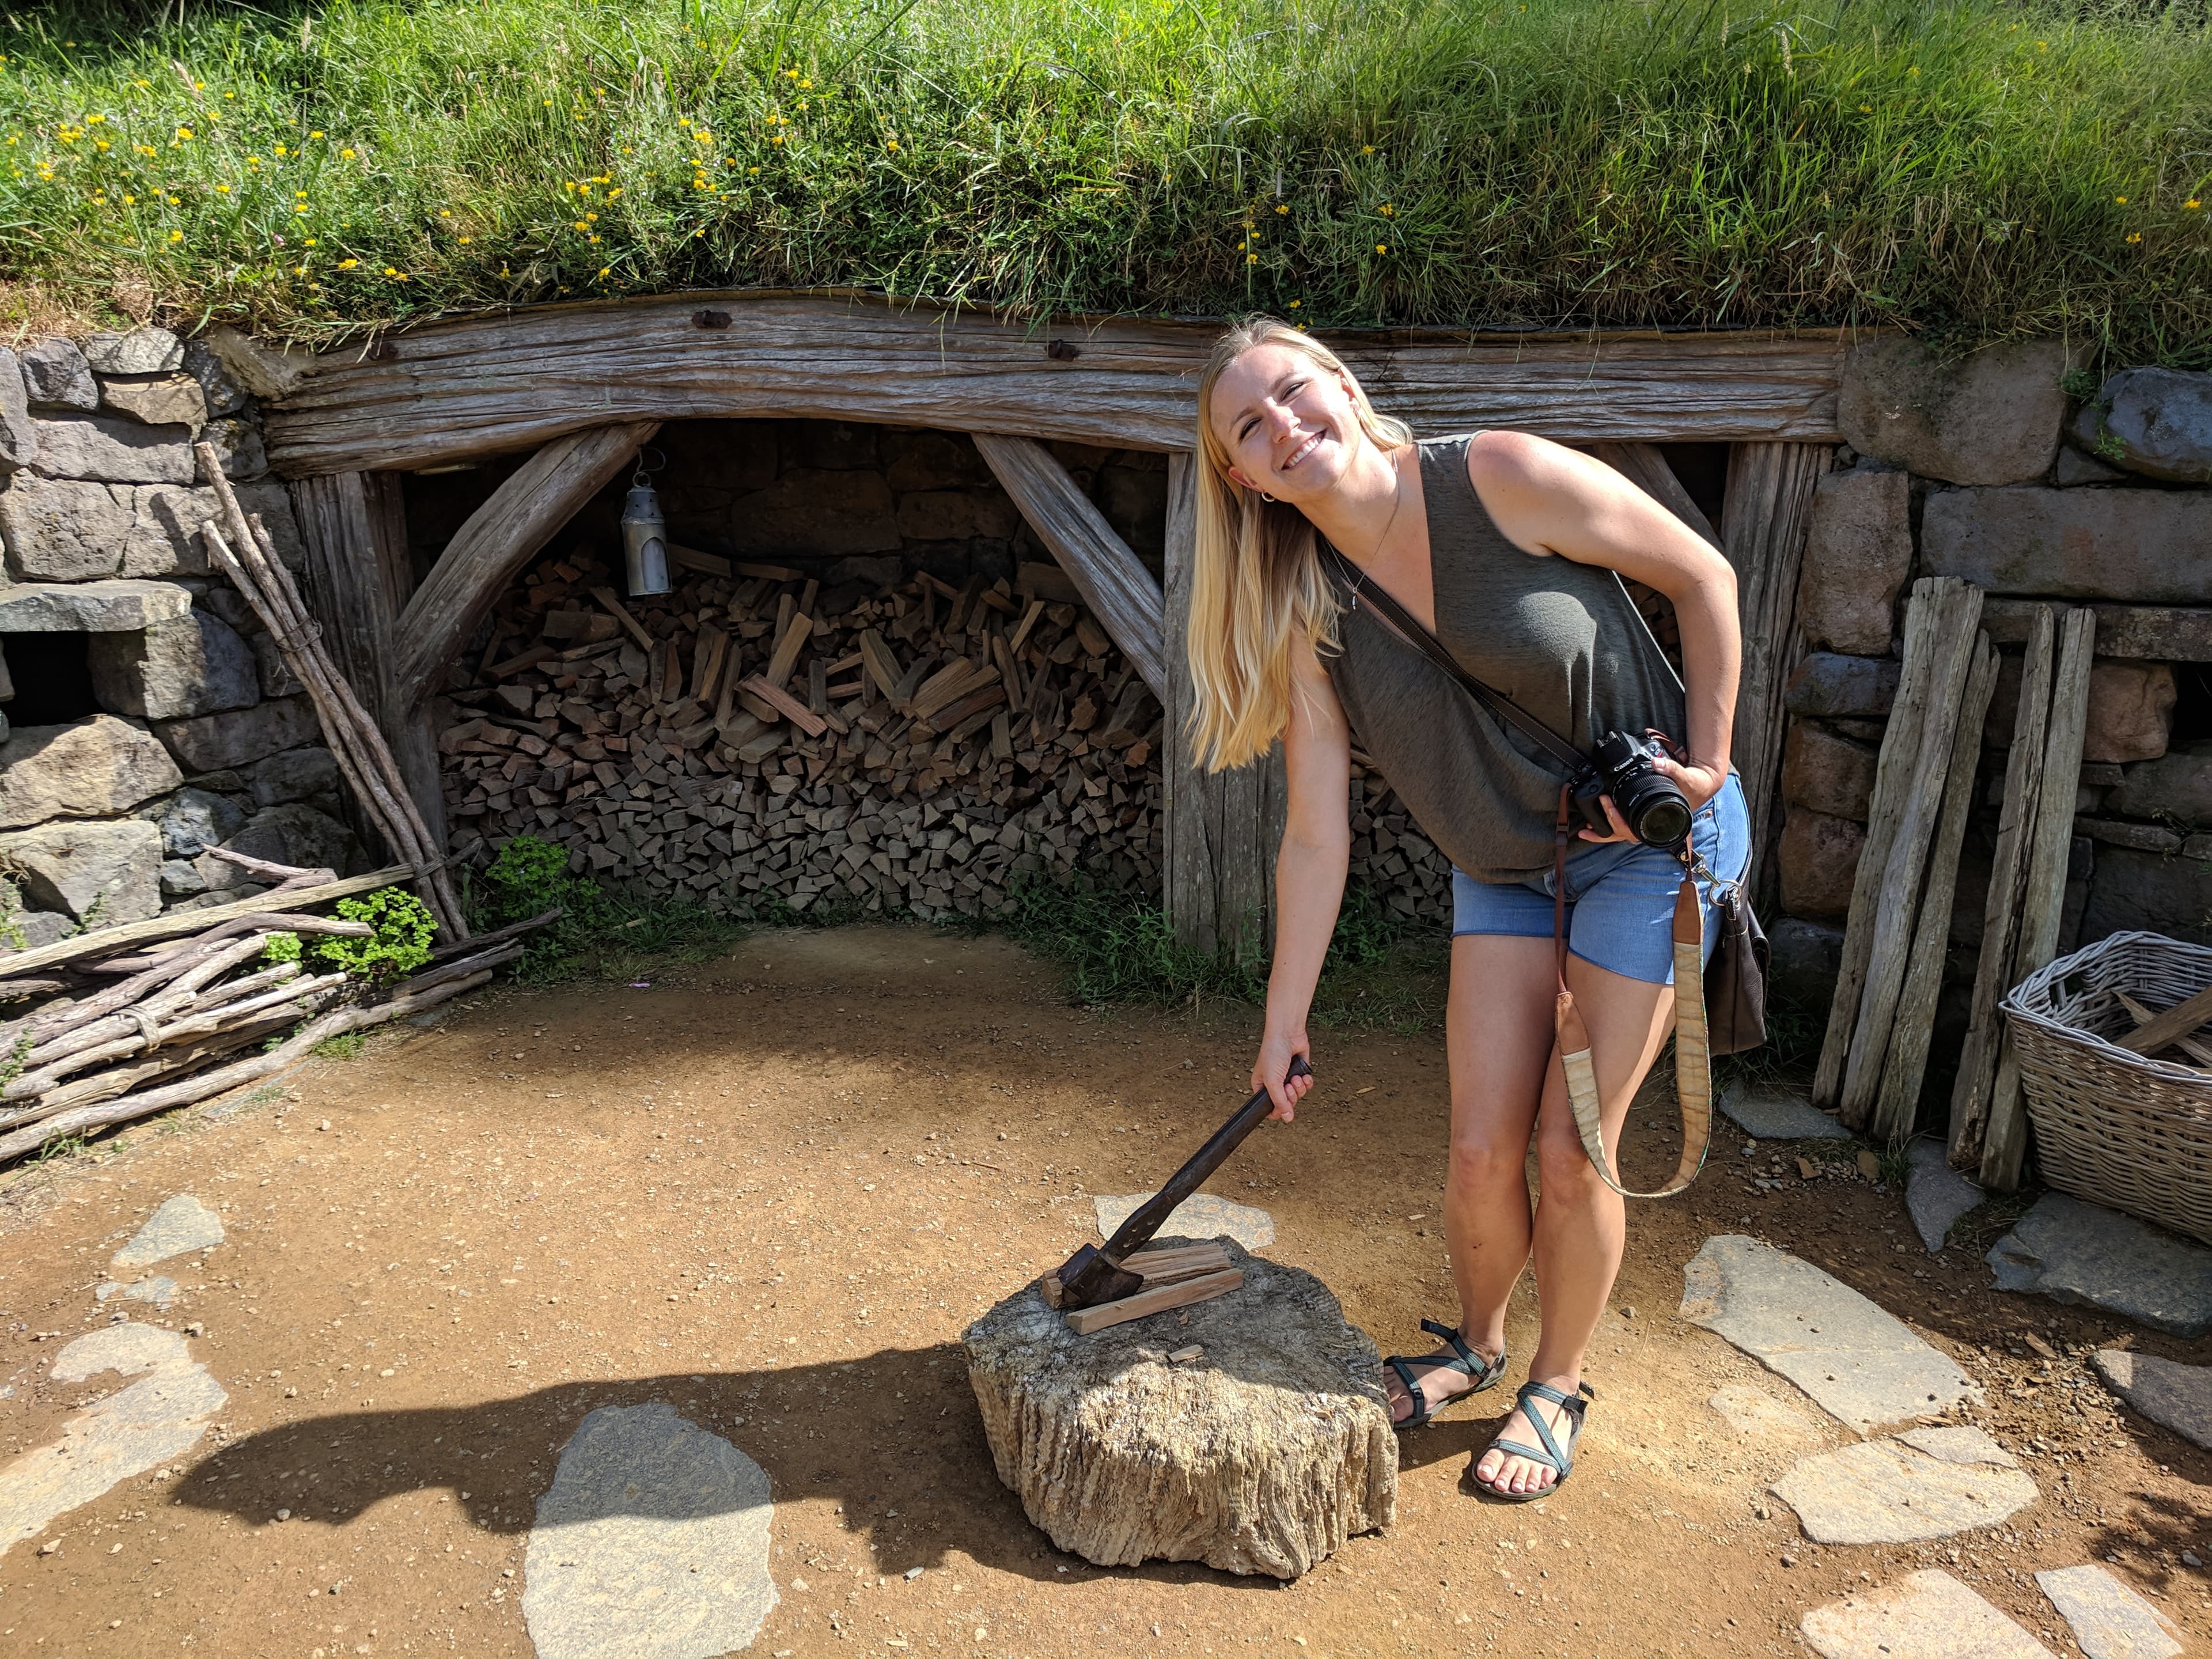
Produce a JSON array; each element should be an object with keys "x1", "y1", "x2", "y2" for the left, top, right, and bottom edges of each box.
[
  {"x1": 1771, "y1": 1426, "x2": 2037, "y2": 1544},
  {"x1": 2035, "y1": 1564, "x2": 2182, "y2": 1659},
  {"x1": 522, "y1": 1402, "x2": 776, "y2": 1659},
  {"x1": 1717, "y1": 1081, "x2": 1850, "y2": 1140},
  {"x1": 1681, "y1": 1234, "x2": 1980, "y2": 1431},
  {"x1": 96, "y1": 1277, "x2": 178, "y2": 1309},
  {"x1": 1908, "y1": 1140, "x2": 1984, "y2": 1253},
  {"x1": 964, "y1": 1239, "x2": 1390, "y2": 1578},
  {"x1": 1986, "y1": 1194, "x2": 2212, "y2": 1338},
  {"x1": 0, "y1": 1322, "x2": 225, "y2": 1558},
  {"x1": 1093, "y1": 1191, "x2": 1274, "y2": 1251},
  {"x1": 2089, "y1": 1349, "x2": 2212, "y2": 1450},
  {"x1": 1801, "y1": 1570, "x2": 2056, "y2": 1658},
  {"x1": 111, "y1": 1194, "x2": 223, "y2": 1271},
  {"x1": 1707, "y1": 1383, "x2": 1825, "y2": 1445}
]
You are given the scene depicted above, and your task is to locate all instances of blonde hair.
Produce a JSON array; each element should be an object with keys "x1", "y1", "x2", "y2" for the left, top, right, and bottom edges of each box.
[{"x1": 1187, "y1": 317, "x2": 1414, "y2": 772}]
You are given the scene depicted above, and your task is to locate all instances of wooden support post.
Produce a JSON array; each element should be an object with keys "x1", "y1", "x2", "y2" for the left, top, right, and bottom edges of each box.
[
  {"x1": 1814, "y1": 581, "x2": 1946, "y2": 1115},
  {"x1": 1980, "y1": 607, "x2": 2097, "y2": 1192},
  {"x1": 1720, "y1": 442, "x2": 1828, "y2": 910},
  {"x1": 1869, "y1": 632, "x2": 1998, "y2": 1146},
  {"x1": 290, "y1": 471, "x2": 445, "y2": 857},
  {"x1": 1950, "y1": 607, "x2": 2056, "y2": 1166},
  {"x1": 1839, "y1": 579, "x2": 1984, "y2": 1131},
  {"x1": 1163, "y1": 453, "x2": 1287, "y2": 958},
  {"x1": 971, "y1": 432, "x2": 1166, "y2": 702},
  {"x1": 387, "y1": 421, "x2": 660, "y2": 722}
]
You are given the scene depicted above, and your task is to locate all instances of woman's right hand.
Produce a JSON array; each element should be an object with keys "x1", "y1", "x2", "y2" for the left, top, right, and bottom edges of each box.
[{"x1": 1253, "y1": 1027, "x2": 1315, "y2": 1122}]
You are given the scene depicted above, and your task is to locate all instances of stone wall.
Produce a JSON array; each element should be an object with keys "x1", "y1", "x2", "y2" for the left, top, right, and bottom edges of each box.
[
  {"x1": 1771, "y1": 340, "x2": 2212, "y2": 1047},
  {"x1": 0, "y1": 328, "x2": 363, "y2": 949}
]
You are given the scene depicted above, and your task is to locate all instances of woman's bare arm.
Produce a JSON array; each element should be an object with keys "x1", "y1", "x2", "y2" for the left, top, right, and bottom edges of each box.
[
  {"x1": 1465, "y1": 431, "x2": 1740, "y2": 819},
  {"x1": 1253, "y1": 634, "x2": 1354, "y2": 1120}
]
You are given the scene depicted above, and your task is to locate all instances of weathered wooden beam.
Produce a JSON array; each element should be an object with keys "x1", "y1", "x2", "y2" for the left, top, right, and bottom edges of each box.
[
  {"x1": 387, "y1": 421, "x2": 659, "y2": 718},
  {"x1": 1162, "y1": 452, "x2": 1288, "y2": 957},
  {"x1": 972, "y1": 432, "x2": 1167, "y2": 702},
  {"x1": 261, "y1": 291, "x2": 1850, "y2": 477},
  {"x1": 1721, "y1": 441, "x2": 1828, "y2": 911}
]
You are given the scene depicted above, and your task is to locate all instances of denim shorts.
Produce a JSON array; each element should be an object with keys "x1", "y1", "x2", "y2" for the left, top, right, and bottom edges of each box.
[{"x1": 1449, "y1": 773, "x2": 1752, "y2": 985}]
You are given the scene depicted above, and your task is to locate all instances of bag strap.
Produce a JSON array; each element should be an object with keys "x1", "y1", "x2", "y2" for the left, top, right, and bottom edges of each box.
[
  {"x1": 1323, "y1": 546, "x2": 1593, "y2": 781},
  {"x1": 1552, "y1": 786, "x2": 1715, "y2": 1200}
]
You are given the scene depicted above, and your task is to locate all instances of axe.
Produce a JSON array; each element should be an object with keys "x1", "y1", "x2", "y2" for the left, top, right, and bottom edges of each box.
[{"x1": 1051, "y1": 1056, "x2": 1312, "y2": 1311}]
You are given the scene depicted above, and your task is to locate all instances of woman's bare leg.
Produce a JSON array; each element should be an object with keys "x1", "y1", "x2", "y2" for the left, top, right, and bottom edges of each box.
[
  {"x1": 1473, "y1": 951, "x2": 1674, "y2": 1493},
  {"x1": 1384, "y1": 934, "x2": 1555, "y2": 1422}
]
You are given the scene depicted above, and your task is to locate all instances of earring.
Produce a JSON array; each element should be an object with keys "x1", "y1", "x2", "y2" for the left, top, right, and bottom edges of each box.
[{"x1": 1260, "y1": 491, "x2": 1277, "y2": 503}]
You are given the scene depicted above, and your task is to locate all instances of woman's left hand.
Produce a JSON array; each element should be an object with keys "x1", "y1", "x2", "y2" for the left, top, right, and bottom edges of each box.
[{"x1": 1577, "y1": 755, "x2": 1728, "y2": 843}]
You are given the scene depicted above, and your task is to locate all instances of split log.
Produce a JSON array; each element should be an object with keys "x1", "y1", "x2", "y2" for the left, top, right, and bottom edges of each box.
[
  {"x1": 261, "y1": 291, "x2": 1849, "y2": 478},
  {"x1": 1982, "y1": 607, "x2": 2097, "y2": 1192},
  {"x1": 1869, "y1": 634, "x2": 1999, "y2": 1146},
  {"x1": 972, "y1": 432, "x2": 1167, "y2": 702},
  {"x1": 1063, "y1": 1268, "x2": 1245, "y2": 1335},
  {"x1": 2115, "y1": 982, "x2": 2212, "y2": 1059},
  {"x1": 1839, "y1": 579, "x2": 1984, "y2": 1131},
  {"x1": 1813, "y1": 581, "x2": 1945, "y2": 1113},
  {"x1": 1950, "y1": 608, "x2": 2058, "y2": 1166}
]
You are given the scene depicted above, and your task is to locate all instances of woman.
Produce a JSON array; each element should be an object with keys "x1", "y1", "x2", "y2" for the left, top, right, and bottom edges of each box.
[{"x1": 1189, "y1": 317, "x2": 1749, "y2": 1501}]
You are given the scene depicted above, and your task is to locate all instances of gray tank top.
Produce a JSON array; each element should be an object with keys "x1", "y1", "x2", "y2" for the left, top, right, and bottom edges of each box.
[{"x1": 1321, "y1": 435, "x2": 1686, "y2": 883}]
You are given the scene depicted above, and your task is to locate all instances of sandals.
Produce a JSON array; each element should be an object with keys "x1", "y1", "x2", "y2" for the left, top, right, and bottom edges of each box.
[
  {"x1": 1383, "y1": 1317, "x2": 1508, "y2": 1431},
  {"x1": 1475, "y1": 1378, "x2": 1594, "y2": 1502}
]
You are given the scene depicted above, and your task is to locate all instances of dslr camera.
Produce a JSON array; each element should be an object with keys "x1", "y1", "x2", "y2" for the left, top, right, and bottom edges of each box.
[{"x1": 1571, "y1": 730, "x2": 1694, "y2": 851}]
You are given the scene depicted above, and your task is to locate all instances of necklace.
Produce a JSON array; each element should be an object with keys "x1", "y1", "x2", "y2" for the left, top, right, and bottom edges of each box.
[{"x1": 1342, "y1": 447, "x2": 1407, "y2": 611}]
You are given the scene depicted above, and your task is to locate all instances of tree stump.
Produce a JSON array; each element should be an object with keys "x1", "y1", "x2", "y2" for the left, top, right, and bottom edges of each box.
[{"x1": 962, "y1": 1240, "x2": 1395, "y2": 1577}]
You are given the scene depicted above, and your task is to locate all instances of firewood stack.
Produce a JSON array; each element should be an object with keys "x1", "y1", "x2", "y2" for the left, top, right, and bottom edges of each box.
[{"x1": 441, "y1": 547, "x2": 1166, "y2": 917}]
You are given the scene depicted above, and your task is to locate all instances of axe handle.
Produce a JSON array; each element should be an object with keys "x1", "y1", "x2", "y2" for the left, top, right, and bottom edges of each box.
[{"x1": 1099, "y1": 1056, "x2": 1312, "y2": 1263}]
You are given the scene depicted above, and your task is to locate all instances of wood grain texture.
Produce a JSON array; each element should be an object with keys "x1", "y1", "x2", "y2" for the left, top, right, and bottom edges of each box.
[
  {"x1": 972, "y1": 431, "x2": 1166, "y2": 701},
  {"x1": 1870, "y1": 633, "x2": 1997, "y2": 1146},
  {"x1": 1162, "y1": 453, "x2": 1289, "y2": 958},
  {"x1": 1840, "y1": 580, "x2": 1984, "y2": 1132},
  {"x1": 388, "y1": 421, "x2": 658, "y2": 717},
  {"x1": 1982, "y1": 607, "x2": 2097, "y2": 1192},
  {"x1": 1950, "y1": 607, "x2": 2056, "y2": 1166},
  {"x1": 260, "y1": 291, "x2": 1850, "y2": 477},
  {"x1": 1722, "y1": 441, "x2": 1830, "y2": 911},
  {"x1": 1814, "y1": 580, "x2": 1945, "y2": 1113}
]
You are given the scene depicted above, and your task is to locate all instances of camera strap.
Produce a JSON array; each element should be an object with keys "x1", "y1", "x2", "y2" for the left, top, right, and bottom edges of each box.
[{"x1": 1323, "y1": 544, "x2": 1711, "y2": 1199}]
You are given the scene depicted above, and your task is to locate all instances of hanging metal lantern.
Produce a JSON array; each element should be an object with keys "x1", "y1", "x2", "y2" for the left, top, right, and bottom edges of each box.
[{"x1": 620, "y1": 456, "x2": 671, "y2": 598}]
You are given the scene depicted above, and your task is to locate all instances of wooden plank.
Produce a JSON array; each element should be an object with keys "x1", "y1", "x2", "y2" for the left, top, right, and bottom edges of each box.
[
  {"x1": 1870, "y1": 633, "x2": 1998, "y2": 1146},
  {"x1": 762, "y1": 609, "x2": 812, "y2": 688},
  {"x1": 1063, "y1": 1268, "x2": 1244, "y2": 1335},
  {"x1": 1162, "y1": 452, "x2": 1288, "y2": 957},
  {"x1": 736, "y1": 675, "x2": 828, "y2": 738},
  {"x1": 1950, "y1": 607, "x2": 2057, "y2": 1166},
  {"x1": 1813, "y1": 580, "x2": 1945, "y2": 1112},
  {"x1": 261, "y1": 291, "x2": 1851, "y2": 478},
  {"x1": 1982, "y1": 608, "x2": 2097, "y2": 1192},
  {"x1": 1588, "y1": 442, "x2": 1720, "y2": 548},
  {"x1": 1721, "y1": 441, "x2": 1829, "y2": 912},
  {"x1": 388, "y1": 421, "x2": 658, "y2": 718},
  {"x1": 972, "y1": 432, "x2": 1167, "y2": 702},
  {"x1": 1839, "y1": 580, "x2": 1984, "y2": 1131},
  {"x1": 0, "y1": 866, "x2": 415, "y2": 979}
]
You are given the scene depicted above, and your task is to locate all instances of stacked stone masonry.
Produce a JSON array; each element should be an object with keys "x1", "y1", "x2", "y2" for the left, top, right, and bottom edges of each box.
[
  {"x1": 1771, "y1": 338, "x2": 2212, "y2": 1067},
  {"x1": 0, "y1": 328, "x2": 363, "y2": 952}
]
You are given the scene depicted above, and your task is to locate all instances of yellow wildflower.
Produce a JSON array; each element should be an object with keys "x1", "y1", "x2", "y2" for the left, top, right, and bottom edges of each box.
[
  {"x1": 1287, "y1": 299, "x2": 1301, "y2": 309},
  {"x1": 2116, "y1": 196, "x2": 2128, "y2": 204},
  {"x1": 337, "y1": 257, "x2": 358, "y2": 268},
  {"x1": 2187, "y1": 199, "x2": 2202, "y2": 211},
  {"x1": 176, "y1": 126, "x2": 193, "y2": 139},
  {"x1": 1275, "y1": 203, "x2": 1288, "y2": 215},
  {"x1": 1362, "y1": 145, "x2": 1374, "y2": 154},
  {"x1": 309, "y1": 130, "x2": 324, "y2": 139},
  {"x1": 215, "y1": 182, "x2": 230, "y2": 193},
  {"x1": 886, "y1": 139, "x2": 899, "y2": 152},
  {"x1": 459, "y1": 236, "x2": 472, "y2": 244},
  {"x1": 1379, "y1": 203, "x2": 1393, "y2": 217},
  {"x1": 340, "y1": 147, "x2": 355, "y2": 159},
  {"x1": 2126, "y1": 232, "x2": 2142, "y2": 244},
  {"x1": 1375, "y1": 242, "x2": 1388, "y2": 253},
  {"x1": 168, "y1": 229, "x2": 183, "y2": 241}
]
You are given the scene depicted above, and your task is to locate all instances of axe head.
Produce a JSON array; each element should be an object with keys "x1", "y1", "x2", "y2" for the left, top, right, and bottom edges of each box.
[{"x1": 1053, "y1": 1243, "x2": 1143, "y2": 1311}]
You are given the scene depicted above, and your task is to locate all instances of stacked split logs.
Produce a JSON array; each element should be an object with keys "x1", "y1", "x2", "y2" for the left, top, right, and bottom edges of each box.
[
  {"x1": 1813, "y1": 578, "x2": 1998, "y2": 1149},
  {"x1": 442, "y1": 548, "x2": 1166, "y2": 917},
  {"x1": 0, "y1": 857, "x2": 552, "y2": 1164}
]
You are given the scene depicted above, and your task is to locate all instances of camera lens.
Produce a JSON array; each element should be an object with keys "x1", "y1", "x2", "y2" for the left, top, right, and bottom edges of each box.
[{"x1": 1631, "y1": 793, "x2": 1693, "y2": 850}]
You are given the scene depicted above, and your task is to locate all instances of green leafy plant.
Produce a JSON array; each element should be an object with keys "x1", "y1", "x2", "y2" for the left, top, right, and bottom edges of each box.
[
  {"x1": 313, "y1": 887, "x2": 436, "y2": 983},
  {"x1": 313, "y1": 1030, "x2": 369, "y2": 1060},
  {"x1": 262, "y1": 930, "x2": 302, "y2": 964},
  {"x1": 2059, "y1": 366, "x2": 2101, "y2": 402},
  {"x1": 0, "y1": 874, "x2": 28, "y2": 953}
]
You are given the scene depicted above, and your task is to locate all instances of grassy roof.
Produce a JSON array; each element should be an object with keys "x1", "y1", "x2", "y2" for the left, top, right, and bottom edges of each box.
[{"x1": 5, "y1": 0, "x2": 2208, "y2": 366}]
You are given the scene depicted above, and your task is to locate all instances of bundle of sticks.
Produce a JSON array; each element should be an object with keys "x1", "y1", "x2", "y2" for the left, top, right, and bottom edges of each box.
[
  {"x1": 188, "y1": 440, "x2": 467, "y2": 941},
  {"x1": 0, "y1": 851, "x2": 555, "y2": 1165}
]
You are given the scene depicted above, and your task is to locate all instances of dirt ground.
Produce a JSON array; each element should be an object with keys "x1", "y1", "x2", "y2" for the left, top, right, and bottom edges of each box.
[{"x1": 0, "y1": 925, "x2": 2206, "y2": 1658}]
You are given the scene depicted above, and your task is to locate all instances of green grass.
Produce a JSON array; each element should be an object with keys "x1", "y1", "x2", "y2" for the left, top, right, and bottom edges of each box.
[{"x1": 3, "y1": 1, "x2": 2207, "y2": 363}]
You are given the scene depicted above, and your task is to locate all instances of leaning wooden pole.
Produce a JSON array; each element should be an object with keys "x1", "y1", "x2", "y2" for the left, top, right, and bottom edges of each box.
[
  {"x1": 1980, "y1": 607, "x2": 2097, "y2": 1192},
  {"x1": 194, "y1": 443, "x2": 468, "y2": 939}
]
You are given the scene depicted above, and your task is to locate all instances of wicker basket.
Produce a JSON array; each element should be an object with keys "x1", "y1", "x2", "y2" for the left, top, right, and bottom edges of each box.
[{"x1": 2001, "y1": 930, "x2": 2212, "y2": 1244}]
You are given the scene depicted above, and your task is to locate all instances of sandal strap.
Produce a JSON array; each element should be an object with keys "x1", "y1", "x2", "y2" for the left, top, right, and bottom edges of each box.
[
  {"x1": 1415, "y1": 1319, "x2": 1506, "y2": 1385},
  {"x1": 1509, "y1": 1380, "x2": 1592, "y2": 1474}
]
